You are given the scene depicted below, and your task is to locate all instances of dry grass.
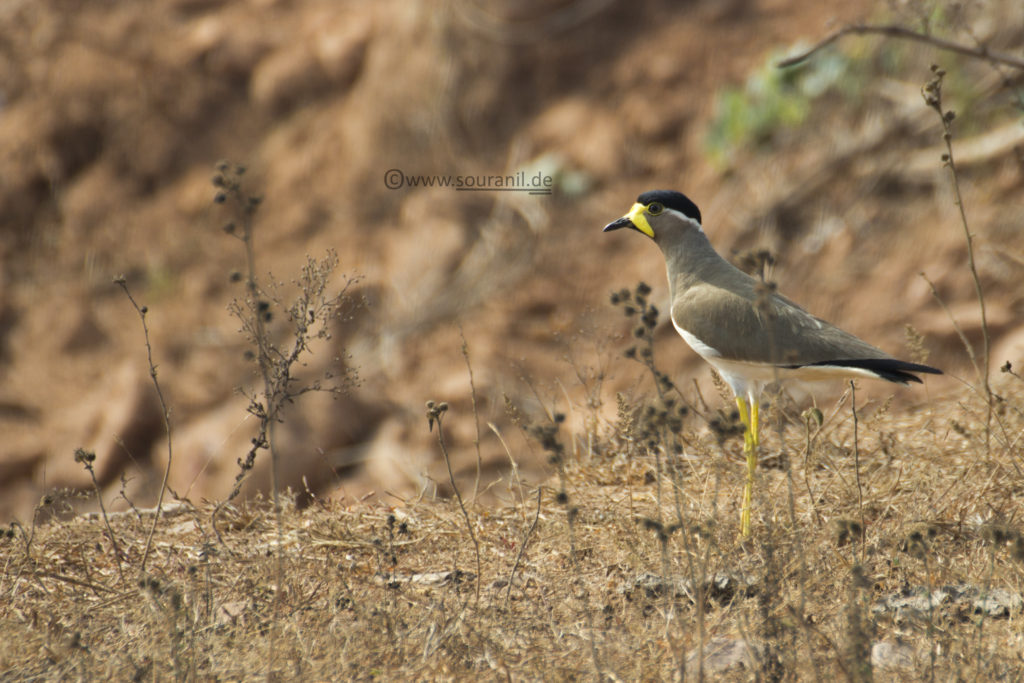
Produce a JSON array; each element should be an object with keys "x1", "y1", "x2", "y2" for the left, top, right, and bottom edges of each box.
[{"x1": 3, "y1": 369, "x2": 1023, "y2": 681}]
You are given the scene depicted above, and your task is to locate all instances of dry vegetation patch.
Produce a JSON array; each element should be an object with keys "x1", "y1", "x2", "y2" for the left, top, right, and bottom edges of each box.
[{"x1": 3, "y1": 371, "x2": 1023, "y2": 680}]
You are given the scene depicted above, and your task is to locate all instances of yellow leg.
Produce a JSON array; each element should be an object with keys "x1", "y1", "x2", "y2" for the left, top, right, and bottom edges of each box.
[
  {"x1": 750, "y1": 400, "x2": 760, "y2": 448},
  {"x1": 737, "y1": 396, "x2": 760, "y2": 537}
]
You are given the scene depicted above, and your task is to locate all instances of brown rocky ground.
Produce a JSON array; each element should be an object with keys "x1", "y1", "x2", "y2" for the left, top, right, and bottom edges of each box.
[{"x1": 1, "y1": 0, "x2": 1022, "y2": 523}]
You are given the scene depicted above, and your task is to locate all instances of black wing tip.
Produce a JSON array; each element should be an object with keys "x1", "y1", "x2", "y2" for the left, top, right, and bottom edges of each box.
[
  {"x1": 884, "y1": 370, "x2": 924, "y2": 385},
  {"x1": 804, "y1": 358, "x2": 943, "y2": 385}
]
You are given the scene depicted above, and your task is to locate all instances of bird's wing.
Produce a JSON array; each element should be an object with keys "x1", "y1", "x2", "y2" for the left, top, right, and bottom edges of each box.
[{"x1": 671, "y1": 281, "x2": 890, "y2": 366}]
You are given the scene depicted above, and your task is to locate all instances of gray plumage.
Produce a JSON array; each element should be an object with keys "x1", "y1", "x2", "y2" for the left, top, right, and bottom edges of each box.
[
  {"x1": 663, "y1": 221, "x2": 889, "y2": 367},
  {"x1": 605, "y1": 190, "x2": 941, "y2": 388}
]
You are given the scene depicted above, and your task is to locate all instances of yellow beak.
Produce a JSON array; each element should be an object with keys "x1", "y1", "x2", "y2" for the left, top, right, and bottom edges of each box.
[{"x1": 602, "y1": 202, "x2": 654, "y2": 238}]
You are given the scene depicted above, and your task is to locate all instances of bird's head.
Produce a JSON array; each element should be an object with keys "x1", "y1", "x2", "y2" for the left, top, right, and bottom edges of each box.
[{"x1": 603, "y1": 190, "x2": 703, "y2": 239}]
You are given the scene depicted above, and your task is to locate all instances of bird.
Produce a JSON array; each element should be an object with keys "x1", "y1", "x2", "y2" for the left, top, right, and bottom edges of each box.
[{"x1": 603, "y1": 189, "x2": 941, "y2": 536}]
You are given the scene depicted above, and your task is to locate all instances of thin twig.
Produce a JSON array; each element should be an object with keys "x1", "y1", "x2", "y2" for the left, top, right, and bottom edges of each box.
[
  {"x1": 226, "y1": 168, "x2": 285, "y2": 679},
  {"x1": 113, "y1": 279, "x2": 173, "y2": 577},
  {"x1": 489, "y1": 421, "x2": 526, "y2": 508},
  {"x1": 922, "y1": 66, "x2": 993, "y2": 454},
  {"x1": 849, "y1": 382, "x2": 866, "y2": 564},
  {"x1": 426, "y1": 401, "x2": 482, "y2": 602},
  {"x1": 919, "y1": 273, "x2": 982, "y2": 381},
  {"x1": 787, "y1": 404, "x2": 823, "y2": 679},
  {"x1": 529, "y1": 411, "x2": 604, "y2": 678},
  {"x1": 460, "y1": 329, "x2": 484, "y2": 502},
  {"x1": 802, "y1": 409, "x2": 824, "y2": 525},
  {"x1": 505, "y1": 487, "x2": 542, "y2": 606},
  {"x1": 779, "y1": 24, "x2": 1024, "y2": 71},
  {"x1": 613, "y1": 282, "x2": 698, "y2": 671},
  {"x1": 566, "y1": 504, "x2": 604, "y2": 679},
  {"x1": 74, "y1": 449, "x2": 127, "y2": 586}
]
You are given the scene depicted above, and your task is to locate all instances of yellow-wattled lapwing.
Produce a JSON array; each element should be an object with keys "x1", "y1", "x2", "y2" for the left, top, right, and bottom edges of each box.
[{"x1": 604, "y1": 190, "x2": 941, "y2": 536}]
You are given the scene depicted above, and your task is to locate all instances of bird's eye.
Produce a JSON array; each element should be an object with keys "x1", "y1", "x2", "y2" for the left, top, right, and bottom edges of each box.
[{"x1": 647, "y1": 202, "x2": 664, "y2": 216}]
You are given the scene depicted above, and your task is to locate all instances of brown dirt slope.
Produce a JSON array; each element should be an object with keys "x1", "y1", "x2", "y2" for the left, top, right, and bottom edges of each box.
[{"x1": 0, "y1": 0, "x2": 1022, "y2": 521}]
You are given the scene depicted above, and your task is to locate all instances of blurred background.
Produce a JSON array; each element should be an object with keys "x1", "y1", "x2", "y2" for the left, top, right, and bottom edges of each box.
[{"x1": 1, "y1": 0, "x2": 1022, "y2": 521}]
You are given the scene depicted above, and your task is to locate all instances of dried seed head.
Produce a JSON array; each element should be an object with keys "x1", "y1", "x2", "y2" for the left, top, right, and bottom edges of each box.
[
  {"x1": 73, "y1": 448, "x2": 96, "y2": 464},
  {"x1": 1013, "y1": 536, "x2": 1024, "y2": 562},
  {"x1": 833, "y1": 518, "x2": 862, "y2": 546},
  {"x1": 641, "y1": 518, "x2": 661, "y2": 532},
  {"x1": 802, "y1": 407, "x2": 823, "y2": 427}
]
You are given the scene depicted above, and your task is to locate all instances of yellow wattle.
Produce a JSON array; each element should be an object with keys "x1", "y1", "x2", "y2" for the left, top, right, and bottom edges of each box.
[{"x1": 626, "y1": 202, "x2": 655, "y2": 238}]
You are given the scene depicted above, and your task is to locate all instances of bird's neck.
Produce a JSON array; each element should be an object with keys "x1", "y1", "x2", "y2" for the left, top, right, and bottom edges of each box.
[{"x1": 656, "y1": 229, "x2": 731, "y2": 298}]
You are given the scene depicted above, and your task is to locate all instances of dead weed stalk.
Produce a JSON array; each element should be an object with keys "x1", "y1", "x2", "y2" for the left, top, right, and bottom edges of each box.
[
  {"x1": 113, "y1": 277, "x2": 175, "y2": 577},
  {"x1": 426, "y1": 400, "x2": 482, "y2": 601}
]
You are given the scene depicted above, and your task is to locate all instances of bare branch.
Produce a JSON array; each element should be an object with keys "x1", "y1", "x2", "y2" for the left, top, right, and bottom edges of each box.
[{"x1": 778, "y1": 24, "x2": 1024, "y2": 71}]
